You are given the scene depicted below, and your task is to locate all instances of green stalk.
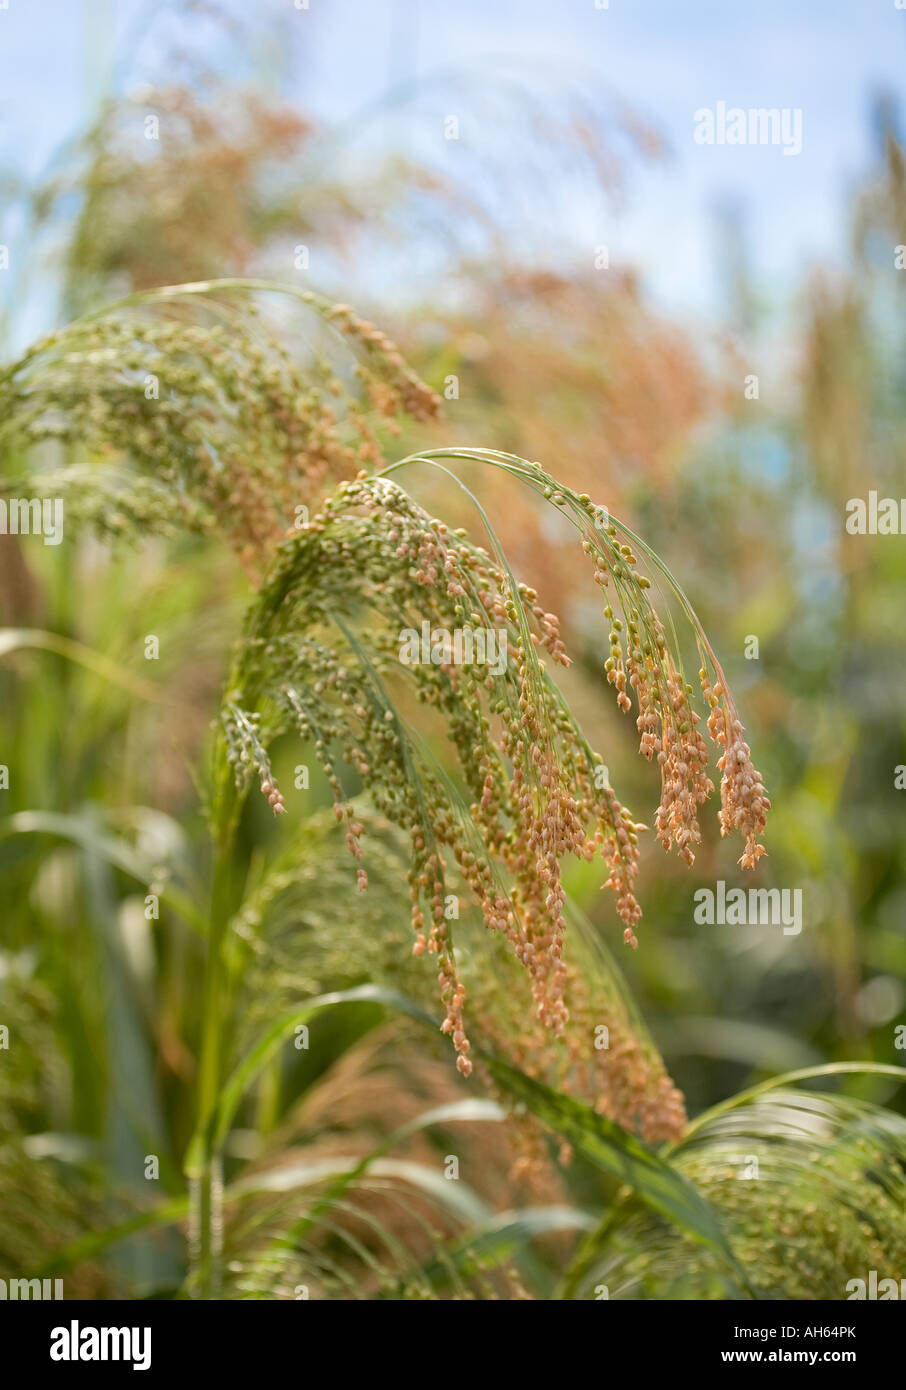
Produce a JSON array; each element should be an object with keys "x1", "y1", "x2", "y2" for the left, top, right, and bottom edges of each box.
[{"x1": 187, "y1": 753, "x2": 241, "y2": 1299}]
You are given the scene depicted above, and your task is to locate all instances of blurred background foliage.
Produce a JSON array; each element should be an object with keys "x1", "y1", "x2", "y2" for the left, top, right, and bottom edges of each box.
[{"x1": 0, "y1": 2, "x2": 904, "y2": 1298}]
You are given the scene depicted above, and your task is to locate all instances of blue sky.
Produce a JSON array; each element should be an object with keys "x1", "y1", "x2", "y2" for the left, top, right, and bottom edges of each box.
[{"x1": 1, "y1": 0, "x2": 904, "y2": 325}]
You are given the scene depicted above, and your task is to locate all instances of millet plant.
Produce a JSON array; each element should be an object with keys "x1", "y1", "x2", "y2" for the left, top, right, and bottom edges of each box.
[{"x1": 2, "y1": 279, "x2": 904, "y2": 1301}]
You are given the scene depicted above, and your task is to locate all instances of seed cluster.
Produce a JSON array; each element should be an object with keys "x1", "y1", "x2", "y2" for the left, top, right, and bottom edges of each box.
[
  {"x1": 227, "y1": 476, "x2": 649, "y2": 1073},
  {"x1": 0, "y1": 287, "x2": 440, "y2": 580},
  {"x1": 221, "y1": 704, "x2": 287, "y2": 815},
  {"x1": 573, "y1": 493, "x2": 768, "y2": 889},
  {"x1": 471, "y1": 941, "x2": 688, "y2": 1145},
  {"x1": 219, "y1": 453, "x2": 769, "y2": 1078},
  {"x1": 702, "y1": 673, "x2": 770, "y2": 869}
]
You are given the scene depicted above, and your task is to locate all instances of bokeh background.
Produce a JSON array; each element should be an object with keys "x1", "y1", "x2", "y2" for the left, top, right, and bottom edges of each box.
[{"x1": 1, "y1": 0, "x2": 905, "y2": 1298}]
